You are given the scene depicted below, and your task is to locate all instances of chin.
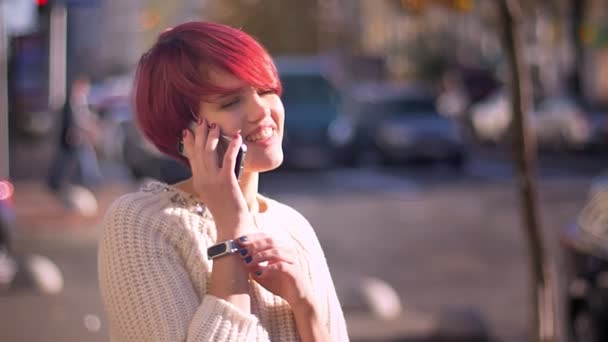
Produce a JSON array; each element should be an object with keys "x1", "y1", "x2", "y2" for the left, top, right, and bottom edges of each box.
[{"x1": 246, "y1": 152, "x2": 284, "y2": 173}]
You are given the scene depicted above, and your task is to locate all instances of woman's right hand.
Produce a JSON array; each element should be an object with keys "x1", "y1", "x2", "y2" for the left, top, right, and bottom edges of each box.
[
  {"x1": 237, "y1": 233, "x2": 314, "y2": 307},
  {"x1": 181, "y1": 118, "x2": 250, "y2": 232}
]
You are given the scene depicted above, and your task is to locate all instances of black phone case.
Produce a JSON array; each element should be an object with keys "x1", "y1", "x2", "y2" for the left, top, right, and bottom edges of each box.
[{"x1": 177, "y1": 133, "x2": 247, "y2": 180}]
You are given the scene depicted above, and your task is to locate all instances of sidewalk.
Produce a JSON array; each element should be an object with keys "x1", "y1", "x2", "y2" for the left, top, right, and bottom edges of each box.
[{"x1": 12, "y1": 180, "x2": 136, "y2": 235}]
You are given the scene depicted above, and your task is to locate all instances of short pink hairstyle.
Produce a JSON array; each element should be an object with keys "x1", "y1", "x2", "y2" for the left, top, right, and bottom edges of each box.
[{"x1": 133, "y1": 21, "x2": 282, "y2": 165}]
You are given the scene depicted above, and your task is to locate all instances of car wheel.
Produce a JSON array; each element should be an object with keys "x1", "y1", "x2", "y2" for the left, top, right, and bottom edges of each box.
[
  {"x1": 446, "y1": 152, "x2": 467, "y2": 169},
  {"x1": 355, "y1": 147, "x2": 383, "y2": 168}
]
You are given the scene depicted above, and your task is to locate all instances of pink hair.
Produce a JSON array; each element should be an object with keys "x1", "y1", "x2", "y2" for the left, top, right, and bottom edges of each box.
[{"x1": 133, "y1": 21, "x2": 282, "y2": 165}]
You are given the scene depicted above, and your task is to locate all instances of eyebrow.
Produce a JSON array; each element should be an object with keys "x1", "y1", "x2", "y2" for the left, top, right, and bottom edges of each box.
[{"x1": 206, "y1": 87, "x2": 246, "y2": 103}]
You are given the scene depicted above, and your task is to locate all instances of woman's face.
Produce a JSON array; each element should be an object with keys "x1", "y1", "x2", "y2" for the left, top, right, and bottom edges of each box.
[{"x1": 197, "y1": 67, "x2": 284, "y2": 173}]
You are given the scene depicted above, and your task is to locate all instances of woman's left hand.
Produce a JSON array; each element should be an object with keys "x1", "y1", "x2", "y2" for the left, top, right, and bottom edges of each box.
[{"x1": 237, "y1": 232, "x2": 313, "y2": 307}]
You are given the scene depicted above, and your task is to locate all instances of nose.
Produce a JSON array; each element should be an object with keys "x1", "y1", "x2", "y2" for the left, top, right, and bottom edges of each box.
[{"x1": 247, "y1": 92, "x2": 270, "y2": 123}]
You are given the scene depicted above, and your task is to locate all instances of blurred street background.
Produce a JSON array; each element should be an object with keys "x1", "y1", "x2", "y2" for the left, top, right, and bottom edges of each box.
[{"x1": 2, "y1": 0, "x2": 608, "y2": 341}]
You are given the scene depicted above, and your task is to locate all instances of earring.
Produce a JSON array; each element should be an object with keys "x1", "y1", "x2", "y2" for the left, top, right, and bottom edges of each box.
[{"x1": 177, "y1": 139, "x2": 185, "y2": 156}]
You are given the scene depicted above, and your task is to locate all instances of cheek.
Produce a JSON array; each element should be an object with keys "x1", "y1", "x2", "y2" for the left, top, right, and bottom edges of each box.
[
  {"x1": 205, "y1": 112, "x2": 241, "y2": 132},
  {"x1": 273, "y1": 100, "x2": 285, "y2": 127}
]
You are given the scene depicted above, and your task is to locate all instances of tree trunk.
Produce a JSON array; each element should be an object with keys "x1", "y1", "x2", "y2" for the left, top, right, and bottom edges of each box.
[{"x1": 497, "y1": 0, "x2": 555, "y2": 341}]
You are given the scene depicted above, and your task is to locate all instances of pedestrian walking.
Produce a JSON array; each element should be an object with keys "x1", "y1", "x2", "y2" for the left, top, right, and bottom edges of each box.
[
  {"x1": 98, "y1": 22, "x2": 349, "y2": 341},
  {"x1": 47, "y1": 74, "x2": 102, "y2": 215}
]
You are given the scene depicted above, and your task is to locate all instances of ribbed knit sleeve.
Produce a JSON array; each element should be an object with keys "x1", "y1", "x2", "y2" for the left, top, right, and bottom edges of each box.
[
  {"x1": 98, "y1": 194, "x2": 266, "y2": 342},
  {"x1": 270, "y1": 200, "x2": 350, "y2": 342},
  {"x1": 301, "y1": 222, "x2": 349, "y2": 342}
]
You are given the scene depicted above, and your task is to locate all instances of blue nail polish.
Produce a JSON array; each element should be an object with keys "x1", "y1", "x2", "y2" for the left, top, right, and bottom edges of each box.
[
  {"x1": 255, "y1": 270, "x2": 263, "y2": 276},
  {"x1": 244, "y1": 256, "x2": 252, "y2": 263},
  {"x1": 239, "y1": 236, "x2": 248, "y2": 242},
  {"x1": 239, "y1": 248, "x2": 248, "y2": 256}
]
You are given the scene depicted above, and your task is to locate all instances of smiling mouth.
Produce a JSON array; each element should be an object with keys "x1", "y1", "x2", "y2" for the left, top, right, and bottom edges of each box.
[{"x1": 245, "y1": 127, "x2": 275, "y2": 143}]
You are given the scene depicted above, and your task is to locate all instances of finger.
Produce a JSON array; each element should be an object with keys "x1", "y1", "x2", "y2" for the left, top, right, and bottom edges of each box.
[
  {"x1": 205, "y1": 123, "x2": 220, "y2": 151},
  {"x1": 241, "y1": 247, "x2": 295, "y2": 268},
  {"x1": 235, "y1": 232, "x2": 267, "y2": 247},
  {"x1": 205, "y1": 124, "x2": 220, "y2": 169},
  {"x1": 236, "y1": 233, "x2": 276, "y2": 253},
  {"x1": 194, "y1": 118, "x2": 209, "y2": 166},
  {"x1": 222, "y1": 134, "x2": 244, "y2": 178},
  {"x1": 253, "y1": 262, "x2": 292, "y2": 279}
]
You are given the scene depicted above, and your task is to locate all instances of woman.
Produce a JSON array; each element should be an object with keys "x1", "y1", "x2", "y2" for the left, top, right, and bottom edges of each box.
[{"x1": 98, "y1": 22, "x2": 349, "y2": 341}]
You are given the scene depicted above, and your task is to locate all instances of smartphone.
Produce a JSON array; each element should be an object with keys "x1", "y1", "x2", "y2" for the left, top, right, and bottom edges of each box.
[{"x1": 177, "y1": 124, "x2": 247, "y2": 180}]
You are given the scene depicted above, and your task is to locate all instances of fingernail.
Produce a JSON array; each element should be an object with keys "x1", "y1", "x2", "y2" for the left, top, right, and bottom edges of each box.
[
  {"x1": 197, "y1": 117, "x2": 203, "y2": 125},
  {"x1": 182, "y1": 129, "x2": 188, "y2": 138},
  {"x1": 239, "y1": 248, "x2": 248, "y2": 256},
  {"x1": 239, "y1": 236, "x2": 248, "y2": 242},
  {"x1": 255, "y1": 270, "x2": 263, "y2": 276},
  {"x1": 210, "y1": 123, "x2": 216, "y2": 129},
  {"x1": 233, "y1": 133, "x2": 240, "y2": 140},
  {"x1": 244, "y1": 256, "x2": 252, "y2": 264}
]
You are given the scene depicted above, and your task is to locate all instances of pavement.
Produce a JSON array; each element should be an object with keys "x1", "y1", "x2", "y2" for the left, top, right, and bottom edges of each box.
[
  {"x1": 12, "y1": 180, "x2": 134, "y2": 235},
  {"x1": 11, "y1": 136, "x2": 584, "y2": 341},
  {"x1": 2, "y1": 176, "x2": 492, "y2": 342}
]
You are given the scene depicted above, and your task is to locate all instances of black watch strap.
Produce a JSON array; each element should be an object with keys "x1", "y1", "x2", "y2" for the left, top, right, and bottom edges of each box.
[{"x1": 207, "y1": 239, "x2": 239, "y2": 260}]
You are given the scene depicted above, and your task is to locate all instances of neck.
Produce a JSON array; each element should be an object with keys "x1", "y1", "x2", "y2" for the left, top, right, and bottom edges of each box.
[
  {"x1": 175, "y1": 172, "x2": 260, "y2": 214},
  {"x1": 237, "y1": 171, "x2": 260, "y2": 213}
]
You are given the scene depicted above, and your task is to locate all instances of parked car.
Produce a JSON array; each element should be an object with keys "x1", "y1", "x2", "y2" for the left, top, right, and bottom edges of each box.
[
  {"x1": 275, "y1": 56, "x2": 352, "y2": 170},
  {"x1": 560, "y1": 174, "x2": 608, "y2": 342},
  {"x1": 345, "y1": 82, "x2": 466, "y2": 167},
  {"x1": 95, "y1": 95, "x2": 189, "y2": 182},
  {"x1": 470, "y1": 92, "x2": 592, "y2": 151}
]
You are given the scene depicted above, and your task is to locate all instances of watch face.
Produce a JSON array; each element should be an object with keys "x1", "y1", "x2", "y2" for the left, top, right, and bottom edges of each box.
[{"x1": 207, "y1": 243, "x2": 228, "y2": 259}]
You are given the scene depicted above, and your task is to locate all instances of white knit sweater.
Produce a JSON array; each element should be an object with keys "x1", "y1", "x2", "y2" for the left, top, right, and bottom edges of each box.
[{"x1": 98, "y1": 181, "x2": 349, "y2": 341}]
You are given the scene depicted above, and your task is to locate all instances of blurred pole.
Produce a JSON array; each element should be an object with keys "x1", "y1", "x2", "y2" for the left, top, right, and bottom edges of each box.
[
  {"x1": 48, "y1": 3, "x2": 67, "y2": 111},
  {"x1": 568, "y1": 0, "x2": 586, "y2": 104},
  {"x1": 498, "y1": 1, "x2": 557, "y2": 342},
  {"x1": 0, "y1": 0, "x2": 8, "y2": 179}
]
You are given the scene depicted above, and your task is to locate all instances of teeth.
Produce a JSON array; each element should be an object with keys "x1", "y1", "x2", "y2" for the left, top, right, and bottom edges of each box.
[{"x1": 246, "y1": 127, "x2": 274, "y2": 142}]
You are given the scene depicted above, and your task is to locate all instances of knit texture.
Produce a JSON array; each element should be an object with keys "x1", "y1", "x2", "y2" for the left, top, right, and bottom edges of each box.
[{"x1": 98, "y1": 181, "x2": 349, "y2": 342}]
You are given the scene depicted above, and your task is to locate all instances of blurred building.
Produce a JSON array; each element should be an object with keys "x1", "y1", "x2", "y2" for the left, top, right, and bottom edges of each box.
[
  {"x1": 347, "y1": 0, "x2": 500, "y2": 81},
  {"x1": 64, "y1": 0, "x2": 142, "y2": 77},
  {"x1": 137, "y1": 0, "x2": 207, "y2": 50},
  {"x1": 582, "y1": 0, "x2": 608, "y2": 106}
]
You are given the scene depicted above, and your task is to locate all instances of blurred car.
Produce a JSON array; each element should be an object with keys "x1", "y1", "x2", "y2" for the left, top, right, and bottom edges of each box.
[
  {"x1": 535, "y1": 97, "x2": 592, "y2": 150},
  {"x1": 470, "y1": 92, "x2": 592, "y2": 150},
  {"x1": 89, "y1": 75, "x2": 190, "y2": 183},
  {"x1": 345, "y1": 83, "x2": 466, "y2": 167},
  {"x1": 586, "y1": 111, "x2": 608, "y2": 153},
  {"x1": 561, "y1": 175, "x2": 608, "y2": 342},
  {"x1": 275, "y1": 56, "x2": 352, "y2": 169}
]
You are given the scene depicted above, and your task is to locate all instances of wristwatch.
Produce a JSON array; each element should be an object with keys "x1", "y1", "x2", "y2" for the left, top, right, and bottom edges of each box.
[{"x1": 207, "y1": 239, "x2": 240, "y2": 260}]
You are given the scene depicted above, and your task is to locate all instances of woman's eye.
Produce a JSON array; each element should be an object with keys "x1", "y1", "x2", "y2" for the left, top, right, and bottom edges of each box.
[
  {"x1": 220, "y1": 97, "x2": 240, "y2": 108},
  {"x1": 257, "y1": 89, "x2": 275, "y2": 96}
]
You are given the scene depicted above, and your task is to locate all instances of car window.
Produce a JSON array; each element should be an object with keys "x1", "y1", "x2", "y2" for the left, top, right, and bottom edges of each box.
[
  {"x1": 280, "y1": 75, "x2": 338, "y2": 107},
  {"x1": 361, "y1": 97, "x2": 437, "y2": 116}
]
